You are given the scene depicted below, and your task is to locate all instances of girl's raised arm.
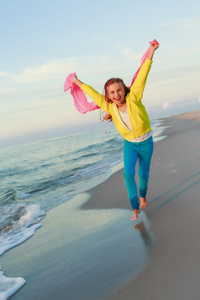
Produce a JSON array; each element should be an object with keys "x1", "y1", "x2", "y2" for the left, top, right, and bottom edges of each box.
[
  {"x1": 147, "y1": 39, "x2": 159, "y2": 60},
  {"x1": 129, "y1": 40, "x2": 159, "y2": 102}
]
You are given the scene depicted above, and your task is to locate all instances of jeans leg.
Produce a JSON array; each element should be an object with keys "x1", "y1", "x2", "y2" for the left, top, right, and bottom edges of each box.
[
  {"x1": 123, "y1": 140, "x2": 139, "y2": 210},
  {"x1": 138, "y1": 137, "x2": 154, "y2": 198}
]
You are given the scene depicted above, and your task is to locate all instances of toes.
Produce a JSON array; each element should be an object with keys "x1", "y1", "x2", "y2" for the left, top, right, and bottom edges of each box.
[
  {"x1": 131, "y1": 216, "x2": 138, "y2": 220},
  {"x1": 140, "y1": 203, "x2": 148, "y2": 209}
]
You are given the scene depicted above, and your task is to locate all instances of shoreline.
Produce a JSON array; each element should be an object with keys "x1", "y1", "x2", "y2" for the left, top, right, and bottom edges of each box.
[{"x1": 1, "y1": 109, "x2": 200, "y2": 300}]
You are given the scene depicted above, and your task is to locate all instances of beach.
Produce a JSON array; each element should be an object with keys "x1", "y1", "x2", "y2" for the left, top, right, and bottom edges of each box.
[{"x1": 1, "y1": 110, "x2": 200, "y2": 300}]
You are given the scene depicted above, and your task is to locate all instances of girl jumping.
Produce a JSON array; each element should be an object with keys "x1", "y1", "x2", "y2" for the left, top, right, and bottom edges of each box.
[{"x1": 72, "y1": 39, "x2": 159, "y2": 220}]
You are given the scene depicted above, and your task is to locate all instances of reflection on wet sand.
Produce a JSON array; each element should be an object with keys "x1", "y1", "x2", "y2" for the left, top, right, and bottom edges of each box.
[{"x1": 134, "y1": 212, "x2": 154, "y2": 256}]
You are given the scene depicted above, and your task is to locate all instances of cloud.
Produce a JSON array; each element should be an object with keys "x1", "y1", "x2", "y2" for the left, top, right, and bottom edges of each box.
[
  {"x1": 0, "y1": 71, "x2": 8, "y2": 77},
  {"x1": 12, "y1": 52, "x2": 132, "y2": 84},
  {"x1": 161, "y1": 18, "x2": 200, "y2": 29},
  {"x1": 13, "y1": 58, "x2": 79, "y2": 83},
  {"x1": 162, "y1": 102, "x2": 172, "y2": 109}
]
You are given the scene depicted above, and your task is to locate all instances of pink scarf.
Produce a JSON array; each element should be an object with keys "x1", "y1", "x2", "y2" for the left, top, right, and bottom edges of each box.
[
  {"x1": 63, "y1": 72, "x2": 99, "y2": 114},
  {"x1": 64, "y1": 40, "x2": 157, "y2": 114}
]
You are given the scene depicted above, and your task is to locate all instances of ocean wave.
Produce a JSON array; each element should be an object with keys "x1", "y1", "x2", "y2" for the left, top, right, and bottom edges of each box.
[
  {"x1": 0, "y1": 203, "x2": 44, "y2": 256},
  {"x1": 0, "y1": 189, "x2": 32, "y2": 208},
  {"x1": 22, "y1": 150, "x2": 123, "y2": 197},
  {"x1": 67, "y1": 136, "x2": 123, "y2": 158},
  {"x1": 0, "y1": 189, "x2": 17, "y2": 206}
]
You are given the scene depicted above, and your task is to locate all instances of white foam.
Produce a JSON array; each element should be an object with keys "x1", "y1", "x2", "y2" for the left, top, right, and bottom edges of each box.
[
  {"x1": 0, "y1": 267, "x2": 25, "y2": 300},
  {"x1": 0, "y1": 204, "x2": 44, "y2": 256},
  {"x1": 17, "y1": 204, "x2": 44, "y2": 227}
]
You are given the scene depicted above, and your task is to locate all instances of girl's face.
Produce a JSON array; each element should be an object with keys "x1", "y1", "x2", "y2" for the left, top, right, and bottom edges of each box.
[{"x1": 107, "y1": 82, "x2": 126, "y2": 106}]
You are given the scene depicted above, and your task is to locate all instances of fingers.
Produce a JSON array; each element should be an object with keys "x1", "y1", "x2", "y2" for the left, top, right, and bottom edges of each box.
[
  {"x1": 150, "y1": 39, "x2": 159, "y2": 49},
  {"x1": 150, "y1": 39, "x2": 159, "y2": 45}
]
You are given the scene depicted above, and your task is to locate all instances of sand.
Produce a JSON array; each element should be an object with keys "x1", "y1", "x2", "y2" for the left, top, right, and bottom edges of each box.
[
  {"x1": 104, "y1": 111, "x2": 200, "y2": 300},
  {"x1": 1, "y1": 110, "x2": 200, "y2": 300}
]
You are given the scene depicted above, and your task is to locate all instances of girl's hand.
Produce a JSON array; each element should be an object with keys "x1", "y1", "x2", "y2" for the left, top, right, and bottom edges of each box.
[
  {"x1": 72, "y1": 74, "x2": 77, "y2": 83},
  {"x1": 150, "y1": 39, "x2": 159, "y2": 50},
  {"x1": 72, "y1": 75, "x2": 83, "y2": 88}
]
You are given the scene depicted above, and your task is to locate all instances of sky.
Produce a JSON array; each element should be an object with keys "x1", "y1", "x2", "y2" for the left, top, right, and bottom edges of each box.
[{"x1": 1, "y1": 0, "x2": 200, "y2": 147}]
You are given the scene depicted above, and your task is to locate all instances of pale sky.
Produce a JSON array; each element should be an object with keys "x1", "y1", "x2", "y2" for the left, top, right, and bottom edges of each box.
[{"x1": 1, "y1": 0, "x2": 200, "y2": 147}]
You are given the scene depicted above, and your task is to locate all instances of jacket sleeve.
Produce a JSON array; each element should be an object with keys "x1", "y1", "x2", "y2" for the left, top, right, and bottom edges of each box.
[
  {"x1": 81, "y1": 83, "x2": 108, "y2": 112},
  {"x1": 129, "y1": 58, "x2": 152, "y2": 102}
]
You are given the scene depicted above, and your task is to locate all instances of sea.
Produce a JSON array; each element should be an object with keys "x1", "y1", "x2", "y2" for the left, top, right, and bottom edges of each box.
[{"x1": 0, "y1": 120, "x2": 166, "y2": 299}]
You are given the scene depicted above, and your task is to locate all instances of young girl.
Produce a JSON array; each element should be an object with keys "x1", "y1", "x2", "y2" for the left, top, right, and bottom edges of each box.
[{"x1": 72, "y1": 40, "x2": 159, "y2": 220}]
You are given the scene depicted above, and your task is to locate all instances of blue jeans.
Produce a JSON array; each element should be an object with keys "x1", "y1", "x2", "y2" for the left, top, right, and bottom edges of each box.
[{"x1": 123, "y1": 136, "x2": 154, "y2": 210}]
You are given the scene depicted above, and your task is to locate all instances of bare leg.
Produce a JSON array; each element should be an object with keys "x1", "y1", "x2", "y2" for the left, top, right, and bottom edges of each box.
[
  {"x1": 131, "y1": 209, "x2": 138, "y2": 220},
  {"x1": 140, "y1": 197, "x2": 148, "y2": 208}
]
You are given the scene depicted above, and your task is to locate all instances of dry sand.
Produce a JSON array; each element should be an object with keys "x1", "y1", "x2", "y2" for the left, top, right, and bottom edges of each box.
[{"x1": 1, "y1": 110, "x2": 200, "y2": 300}]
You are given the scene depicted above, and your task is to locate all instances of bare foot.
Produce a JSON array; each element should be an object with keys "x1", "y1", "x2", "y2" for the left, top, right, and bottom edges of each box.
[
  {"x1": 140, "y1": 197, "x2": 148, "y2": 209},
  {"x1": 131, "y1": 209, "x2": 138, "y2": 220}
]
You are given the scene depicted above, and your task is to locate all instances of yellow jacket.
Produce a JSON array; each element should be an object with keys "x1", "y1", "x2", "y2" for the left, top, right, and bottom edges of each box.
[{"x1": 81, "y1": 58, "x2": 152, "y2": 140}]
